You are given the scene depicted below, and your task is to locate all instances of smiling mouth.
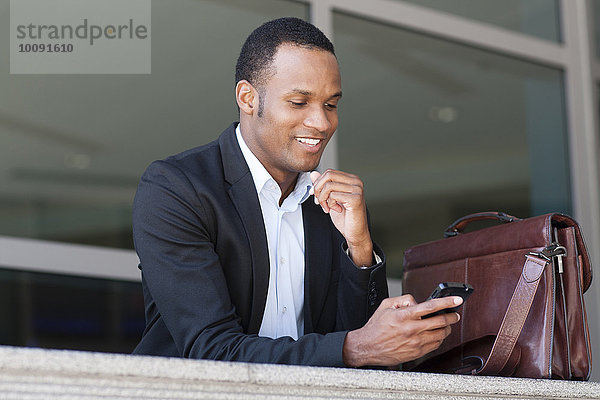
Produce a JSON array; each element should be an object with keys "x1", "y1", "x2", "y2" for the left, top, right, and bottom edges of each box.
[{"x1": 296, "y1": 137, "x2": 322, "y2": 146}]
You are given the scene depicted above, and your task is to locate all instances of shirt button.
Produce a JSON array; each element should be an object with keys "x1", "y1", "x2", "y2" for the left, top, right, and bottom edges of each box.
[{"x1": 282, "y1": 306, "x2": 287, "y2": 314}]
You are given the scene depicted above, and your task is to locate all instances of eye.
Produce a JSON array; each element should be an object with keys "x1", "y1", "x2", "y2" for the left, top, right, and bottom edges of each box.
[
  {"x1": 325, "y1": 103, "x2": 338, "y2": 110},
  {"x1": 289, "y1": 101, "x2": 307, "y2": 107}
]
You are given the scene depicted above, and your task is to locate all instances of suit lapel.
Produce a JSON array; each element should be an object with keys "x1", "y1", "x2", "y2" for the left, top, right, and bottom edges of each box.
[
  {"x1": 218, "y1": 123, "x2": 334, "y2": 335},
  {"x1": 302, "y1": 201, "x2": 333, "y2": 334},
  {"x1": 219, "y1": 124, "x2": 270, "y2": 334}
]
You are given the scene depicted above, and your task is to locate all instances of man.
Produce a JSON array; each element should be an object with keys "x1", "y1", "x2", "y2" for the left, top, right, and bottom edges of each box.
[{"x1": 132, "y1": 17, "x2": 460, "y2": 367}]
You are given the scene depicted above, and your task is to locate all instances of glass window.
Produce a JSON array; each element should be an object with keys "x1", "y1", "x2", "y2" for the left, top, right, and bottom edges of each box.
[
  {"x1": 0, "y1": 268, "x2": 144, "y2": 353},
  {"x1": 398, "y1": 0, "x2": 561, "y2": 42},
  {"x1": 334, "y1": 12, "x2": 570, "y2": 278},
  {"x1": 0, "y1": 0, "x2": 308, "y2": 249}
]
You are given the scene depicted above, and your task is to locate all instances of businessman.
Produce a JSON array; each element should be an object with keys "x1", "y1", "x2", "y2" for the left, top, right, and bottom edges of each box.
[{"x1": 132, "y1": 17, "x2": 461, "y2": 367}]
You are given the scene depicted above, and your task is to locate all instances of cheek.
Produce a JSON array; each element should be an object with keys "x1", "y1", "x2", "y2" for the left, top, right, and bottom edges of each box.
[
  {"x1": 265, "y1": 105, "x2": 298, "y2": 127},
  {"x1": 328, "y1": 113, "x2": 339, "y2": 132}
]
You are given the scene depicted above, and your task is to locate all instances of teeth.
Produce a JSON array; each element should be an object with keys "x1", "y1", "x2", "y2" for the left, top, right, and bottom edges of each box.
[{"x1": 297, "y1": 138, "x2": 320, "y2": 146}]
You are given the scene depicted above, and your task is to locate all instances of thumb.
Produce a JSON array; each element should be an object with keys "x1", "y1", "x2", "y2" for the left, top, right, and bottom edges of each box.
[{"x1": 310, "y1": 170, "x2": 321, "y2": 184}]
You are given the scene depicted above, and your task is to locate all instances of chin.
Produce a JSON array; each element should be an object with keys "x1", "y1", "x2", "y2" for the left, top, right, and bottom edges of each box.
[
  {"x1": 290, "y1": 152, "x2": 325, "y2": 173},
  {"x1": 299, "y1": 161, "x2": 321, "y2": 172}
]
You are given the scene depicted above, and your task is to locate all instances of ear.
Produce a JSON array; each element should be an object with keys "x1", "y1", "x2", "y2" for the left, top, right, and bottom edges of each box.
[{"x1": 236, "y1": 80, "x2": 257, "y2": 116}]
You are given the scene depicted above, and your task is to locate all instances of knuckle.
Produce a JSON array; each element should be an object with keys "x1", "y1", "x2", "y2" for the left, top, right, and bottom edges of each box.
[
  {"x1": 423, "y1": 341, "x2": 438, "y2": 354},
  {"x1": 394, "y1": 309, "x2": 409, "y2": 322},
  {"x1": 406, "y1": 334, "x2": 421, "y2": 348},
  {"x1": 328, "y1": 190, "x2": 341, "y2": 200},
  {"x1": 395, "y1": 295, "x2": 414, "y2": 308},
  {"x1": 380, "y1": 297, "x2": 392, "y2": 308},
  {"x1": 443, "y1": 326, "x2": 452, "y2": 337},
  {"x1": 323, "y1": 169, "x2": 337, "y2": 179},
  {"x1": 404, "y1": 307, "x2": 420, "y2": 320},
  {"x1": 403, "y1": 294, "x2": 416, "y2": 304},
  {"x1": 403, "y1": 322, "x2": 418, "y2": 336}
]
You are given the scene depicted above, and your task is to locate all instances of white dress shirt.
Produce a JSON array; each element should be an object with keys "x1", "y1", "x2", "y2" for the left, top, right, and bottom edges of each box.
[{"x1": 236, "y1": 125, "x2": 313, "y2": 340}]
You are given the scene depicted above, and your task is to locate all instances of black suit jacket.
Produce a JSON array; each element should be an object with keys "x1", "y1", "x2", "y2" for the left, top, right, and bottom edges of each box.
[{"x1": 132, "y1": 122, "x2": 388, "y2": 366}]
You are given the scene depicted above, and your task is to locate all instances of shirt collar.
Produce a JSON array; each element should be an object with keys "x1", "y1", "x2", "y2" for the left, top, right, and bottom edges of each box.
[{"x1": 236, "y1": 124, "x2": 313, "y2": 205}]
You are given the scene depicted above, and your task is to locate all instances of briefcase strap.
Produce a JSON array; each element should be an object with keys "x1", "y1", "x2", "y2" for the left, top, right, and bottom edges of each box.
[{"x1": 478, "y1": 254, "x2": 548, "y2": 375}]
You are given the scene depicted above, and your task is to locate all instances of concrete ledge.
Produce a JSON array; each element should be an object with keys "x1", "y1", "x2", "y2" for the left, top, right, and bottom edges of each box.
[{"x1": 0, "y1": 345, "x2": 598, "y2": 399}]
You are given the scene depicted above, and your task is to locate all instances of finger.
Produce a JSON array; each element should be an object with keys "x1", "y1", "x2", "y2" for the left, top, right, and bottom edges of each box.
[
  {"x1": 395, "y1": 294, "x2": 418, "y2": 308},
  {"x1": 380, "y1": 295, "x2": 417, "y2": 309},
  {"x1": 421, "y1": 312, "x2": 460, "y2": 330},
  {"x1": 312, "y1": 170, "x2": 363, "y2": 214},
  {"x1": 328, "y1": 191, "x2": 363, "y2": 212},
  {"x1": 311, "y1": 172, "x2": 332, "y2": 213},
  {"x1": 318, "y1": 180, "x2": 362, "y2": 195},
  {"x1": 407, "y1": 326, "x2": 452, "y2": 359},
  {"x1": 314, "y1": 179, "x2": 360, "y2": 213},
  {"x1": 400, "y1": 295, "x2": 418, "y2": 308},
  {"x1": 411, "y1": 297, "x2": 463, "y2": 319},
  {"x1": 310, "y1": 171, "x2": 325, "y2": 209},
  {"x1": 327, "y1": 198, "x2": 342, "y2": 213},
  {"x1": 423, "y1": 325, "x2": 452, "y2": 343},
  {"x1": 309, "y1": 171, "x2": 321, "y2": 186},
  {"x1": 317, "y1": 185, "x2": 363, "y2": 215},
  {"x1": 421, "y1": 328, "x2": 451, "y2": 354},
  {"x1": 311, "y1": 170, "x2": 362, "y2": 202},
  {"x1": 312, "y1": 169, "x2": 362, "y2": 194}
]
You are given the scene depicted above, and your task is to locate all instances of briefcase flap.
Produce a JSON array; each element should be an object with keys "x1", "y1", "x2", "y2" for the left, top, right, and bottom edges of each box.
[{"x1": 403, "y1": 213, "x2": 592, "y2": 291}]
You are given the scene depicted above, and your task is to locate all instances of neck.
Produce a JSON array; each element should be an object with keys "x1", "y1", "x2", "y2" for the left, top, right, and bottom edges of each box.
[
  {"x1": 237, "y1": 120, "x2": 300, "y2": 205},
  {"x1": 276, "y1": 173, "x2": 299, "y2": 206}
]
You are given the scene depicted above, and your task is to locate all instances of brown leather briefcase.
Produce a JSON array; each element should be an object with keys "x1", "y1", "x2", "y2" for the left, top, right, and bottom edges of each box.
[{"x1": 402, "y1": 212, "x2": 593, "y2": 380}]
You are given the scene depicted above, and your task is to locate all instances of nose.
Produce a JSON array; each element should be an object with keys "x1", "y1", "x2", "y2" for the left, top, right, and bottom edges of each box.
[{"x1": 304, "y1": 106, "x2": 332, "y2": 133}]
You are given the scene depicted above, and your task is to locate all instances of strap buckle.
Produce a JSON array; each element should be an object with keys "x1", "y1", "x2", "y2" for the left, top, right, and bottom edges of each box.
[{"x1": 527, "y1": 242, "x2": 567, "y2": 262}]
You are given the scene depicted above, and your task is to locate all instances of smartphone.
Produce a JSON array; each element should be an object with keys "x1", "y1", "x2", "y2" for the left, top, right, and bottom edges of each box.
[{"x1": 422, "y1": 282, "x2": 474, "y2": 319}]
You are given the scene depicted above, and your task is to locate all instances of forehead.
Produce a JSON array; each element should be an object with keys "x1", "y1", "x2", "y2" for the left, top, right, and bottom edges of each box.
[{"x1": 264, "y1": 44, "x2": 341, "y2": 93}]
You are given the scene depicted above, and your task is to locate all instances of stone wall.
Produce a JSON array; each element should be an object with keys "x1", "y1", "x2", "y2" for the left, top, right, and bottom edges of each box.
[{"x1": 0, "y1": 346, "x2": 598, "y2": 399}]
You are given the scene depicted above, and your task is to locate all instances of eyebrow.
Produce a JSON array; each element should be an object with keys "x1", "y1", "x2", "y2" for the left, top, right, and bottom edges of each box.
[{"x1": 287, "y1": 89, "x2": 343, "y2": 99}]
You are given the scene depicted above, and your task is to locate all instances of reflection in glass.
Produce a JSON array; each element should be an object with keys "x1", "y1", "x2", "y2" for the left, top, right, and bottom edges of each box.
[
  {"x1": 0, "y1": 0, "x2": 308, "y2": 249},
  {"x1": 398, "y1": 0, "x2": 561, "y2": 42},
  {"x1": 0, "y1": 268, "x2": 144, "y2": 353},
  {"x1": 334, "y1": 12, "x2": 570, "y2": 277}
]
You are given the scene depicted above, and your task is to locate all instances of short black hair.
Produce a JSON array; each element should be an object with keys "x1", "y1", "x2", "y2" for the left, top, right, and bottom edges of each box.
[{"x1": 235, "y1": 17, "x2": 335, "y2": 88}]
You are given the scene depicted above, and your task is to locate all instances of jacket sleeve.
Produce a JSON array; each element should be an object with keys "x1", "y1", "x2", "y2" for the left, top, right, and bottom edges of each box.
[
  {"x1": 335, "y1": 240, "x2": 388, "y2": 332},
  {"x1": 133, "y1": 160, "x2": 350, "y2": 366}
]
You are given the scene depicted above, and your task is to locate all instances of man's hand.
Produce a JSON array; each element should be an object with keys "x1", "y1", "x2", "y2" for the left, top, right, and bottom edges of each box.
[
  {"x1": 342, "y1": 295, "x2": 462, "y2": 367},
  {"x1": 310, "y1": 170, "x2": 373, "y2": 266}
]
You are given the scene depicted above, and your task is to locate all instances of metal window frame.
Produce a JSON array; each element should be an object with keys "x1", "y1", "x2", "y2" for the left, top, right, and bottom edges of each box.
[
  {"x1": 0, "y1": 235, "x2": 140, "y2": 282},
  {"x1": 560, "y1": 2, "x2": 600, "y2": 383}
]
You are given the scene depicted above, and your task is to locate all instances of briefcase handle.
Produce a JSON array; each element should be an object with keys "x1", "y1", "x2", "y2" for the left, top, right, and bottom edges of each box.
[{"x1": 444, "y1": 212, "x2": 521, "y2": 238}]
